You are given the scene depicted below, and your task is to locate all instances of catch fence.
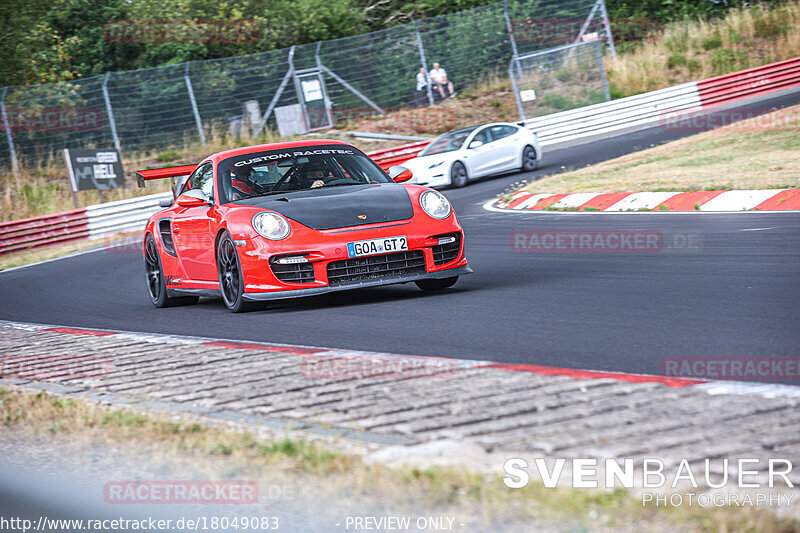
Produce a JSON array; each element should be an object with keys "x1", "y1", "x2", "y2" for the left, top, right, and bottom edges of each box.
[{"x1": 0, "y1": 0, "x2": 615, "y2": 172}]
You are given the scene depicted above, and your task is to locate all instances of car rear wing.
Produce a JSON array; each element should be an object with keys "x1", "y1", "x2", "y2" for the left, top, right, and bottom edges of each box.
[{"x1": 136, "y1": 164, "x2": 197, "y2": 188}]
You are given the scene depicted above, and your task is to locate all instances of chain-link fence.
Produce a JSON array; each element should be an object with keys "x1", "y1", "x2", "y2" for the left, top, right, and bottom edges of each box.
[
  {"x1": 510, "y1": 40, "x2": 611, "y2": 120},
  {"x1": 0, "y1": 0, "x2": 615, "y2": 172}
]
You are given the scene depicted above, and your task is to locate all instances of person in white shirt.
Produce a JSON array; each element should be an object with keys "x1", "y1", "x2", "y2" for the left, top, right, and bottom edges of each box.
[
  {"x1": 429, "y1": 62, "x2": 455, "y2": 98},
  {"x1": 416, "y1": 67, "x2": 430, "y2": 92}
]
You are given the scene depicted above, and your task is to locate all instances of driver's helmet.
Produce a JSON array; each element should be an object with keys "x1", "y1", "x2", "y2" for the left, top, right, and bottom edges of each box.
[
  {"x1": 230, "y1": 165, "x2": 255, "y2": 196},
  {"x1": 299, "y1": 163, "x2": 330, "y2": 188}
]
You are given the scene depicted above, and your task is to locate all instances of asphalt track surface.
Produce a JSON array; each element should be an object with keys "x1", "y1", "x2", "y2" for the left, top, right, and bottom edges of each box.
[{"x1": 2, "y1": 91, "x2": 799, "y2": 384}]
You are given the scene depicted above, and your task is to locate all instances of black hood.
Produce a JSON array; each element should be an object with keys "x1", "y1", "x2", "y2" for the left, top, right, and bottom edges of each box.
[{"x1": 234, "y1": 183, "x2": 414, "y2": 230}]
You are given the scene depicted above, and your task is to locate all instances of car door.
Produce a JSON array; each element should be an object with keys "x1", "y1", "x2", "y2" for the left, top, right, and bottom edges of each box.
[
  {"x1": 487, "y1": 125, "x2": 522, "y2": 172},
  {"x1": 171, "y1": 161, "x2": 217, "y2": 281},
  {"x1": 463, "y1": 127, "x2": 496, "y2": 178}
]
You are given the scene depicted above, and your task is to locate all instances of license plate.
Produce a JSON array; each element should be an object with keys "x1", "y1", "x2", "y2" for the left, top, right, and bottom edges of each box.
[{"x1": 347, "y1": 236, "x2": 408, "y2": 258}]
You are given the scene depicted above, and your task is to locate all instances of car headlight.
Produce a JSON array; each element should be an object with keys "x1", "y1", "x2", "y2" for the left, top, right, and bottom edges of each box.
[
  {"x1": 428, "y1": 160, "x2": 445, "y2": 169},
  {"x1": 419, "y1": 190, "x2": 452, "y2": 219},
  {"x1": 252, "y1": 212, "x2": 290, "y2": 240}
]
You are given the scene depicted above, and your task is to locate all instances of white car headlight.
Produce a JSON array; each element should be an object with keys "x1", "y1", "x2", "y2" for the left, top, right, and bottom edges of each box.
[
  {"x1": 419, "y1": 190, "x2": 452, "y2": 219},
  {"x1": 252, "y1": 212, "x2": 290, "y2": 240},
  {"x1": 428, "y1": 160, "x2": 445, "y2": 169}
]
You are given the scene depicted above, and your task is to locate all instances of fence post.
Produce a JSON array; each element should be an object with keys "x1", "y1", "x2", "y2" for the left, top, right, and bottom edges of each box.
[
  {"x1": 503, "y1": 0, "x2": 523, "y2": 79},
  {"x1": 575, "y1": 0, "x2": 601, "y2": 44},
  {"x1": 415, "y1": 21, "x2": 435, "y2": 106},
  {"x1": 253, "y1": 46, "x2": 296, "y2": 138},
  {"x1": 184, "y1": 63, "x2": 207, "y2": 146},
  {"x1": 319, "y1": 65, "x2": 385, "y2": 115},
  {"x1": 102, "y1": 73, "x2": 121, "y2": 153},
  {"x1": 1, "y1": 87, "x2": 20, "y2": 175},
  {"x1": 598, "y1": 0, "x2": 617, "y2": 59},
  {"x1": 315, "y1": 42, "x2": 335, "y2": 128},
  {"x1": 509, "y1": 65, "x2": 526, "y2": 122},
  {"x1": 595, "y1": 41, "x2": 611, "y2": 101}
]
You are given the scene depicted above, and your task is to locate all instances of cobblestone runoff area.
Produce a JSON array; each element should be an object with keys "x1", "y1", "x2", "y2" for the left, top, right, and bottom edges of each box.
[{"x1": 1, "y1": 321, "x2": 799, "y2": 491}]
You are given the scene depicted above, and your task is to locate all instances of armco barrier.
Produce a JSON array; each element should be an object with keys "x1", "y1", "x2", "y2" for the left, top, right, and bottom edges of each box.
[
  {"x1": 527, "y1": 82, "x2": 702, "y2": 145},
  {"x1": 0, "y1": 209, "x2": 90, "y2": 255},
  {"x1": 2, "y1": 56, "x2": 799, "y2": 257},
  {"x1": 367, "y1": 140, "x2": 432, "y2": 170},
  {"x1": 697, "y1": 56, "x2": 800, "y2": 107}
]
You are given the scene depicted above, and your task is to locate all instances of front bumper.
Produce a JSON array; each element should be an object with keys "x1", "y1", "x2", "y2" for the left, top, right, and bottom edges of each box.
[{"x1": 242, "y1": 264, "x2": 472, "y2": 301}]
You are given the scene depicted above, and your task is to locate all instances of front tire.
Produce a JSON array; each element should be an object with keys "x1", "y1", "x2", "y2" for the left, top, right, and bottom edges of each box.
[
  {"x1": 416, "y1": 276, "x2": 459, "y2": 291},
  {"x1": 521, "y1": 145, "x2": 538, "y2": 172},
  {"x1": 144, "y1": 234, "x2": 198, "y2": 308},
  {"x1": 217, "y1": 232, "x2": 254, "y2": 313},
  {"x1": 450, "y1": 162, "x2": 468, "y2": 188}
]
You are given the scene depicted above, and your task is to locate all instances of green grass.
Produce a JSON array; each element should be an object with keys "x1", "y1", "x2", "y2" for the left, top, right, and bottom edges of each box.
[{"x1": 515, "y1": 103, "x2": 800, "y2": 195}]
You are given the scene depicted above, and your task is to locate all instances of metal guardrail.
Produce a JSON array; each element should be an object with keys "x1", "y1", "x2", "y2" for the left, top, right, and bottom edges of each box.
[
  {"x1": 0, "y1": 209, "x2": 90, "y2": 255},
  {"x1": 346, "y1": 132, "x2": 432, "y2": 142},
  {"x1": 2, "y1": 56, "x2": 799, "y2": 257},
  {"x1": 527, "y1": 82, "x2": 702, "y2": 145},
  {"x1": 697, "y1": 56, "x2": 800, "y2": 106},
  {"x1": 368, "y1": 141, "x2": 433, "y2": 170}
]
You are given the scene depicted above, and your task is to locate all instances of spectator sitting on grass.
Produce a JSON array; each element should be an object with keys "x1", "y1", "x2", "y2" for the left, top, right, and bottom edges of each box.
[{"x1": 429, "y1": 62, "x2": 455, "y2": 98}]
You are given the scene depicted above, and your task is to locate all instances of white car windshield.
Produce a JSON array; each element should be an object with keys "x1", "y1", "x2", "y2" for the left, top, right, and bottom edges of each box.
[{"x1": 420, "y1": 127, "x2": 478, "y2": 157}]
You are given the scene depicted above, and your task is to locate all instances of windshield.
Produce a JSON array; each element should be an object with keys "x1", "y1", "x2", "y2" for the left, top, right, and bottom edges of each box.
[
  {"x1": 420, "y1": 127, "x2": 478, "y2": 157},
  {"x1": 218, "y1": 145, "x2": 393, "y2": 203}
]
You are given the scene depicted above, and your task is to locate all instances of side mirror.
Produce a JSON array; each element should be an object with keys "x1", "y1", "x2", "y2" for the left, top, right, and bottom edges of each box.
[
  {"x1": 176, "y1": 189, "x2": 211, "y2": 207},
  {"x1": 159, "y1": 198, "x2": 174, "y2": 208},
  {"x1": 468, "y1": 140, "x2": 484, "y2": 149},
  {"x1": 387, "y1": 166, "x2": 413, "y2": 183}
]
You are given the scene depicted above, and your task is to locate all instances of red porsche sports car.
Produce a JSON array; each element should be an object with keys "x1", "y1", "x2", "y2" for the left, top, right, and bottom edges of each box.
[{"x1": 137, "y1": 140, "x2": 472, "y2": 312}]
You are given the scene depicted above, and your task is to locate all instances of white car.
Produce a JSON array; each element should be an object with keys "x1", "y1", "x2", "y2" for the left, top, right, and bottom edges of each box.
[{"x1": 400, "y1": 122, "x2": 542, "y2": 188}]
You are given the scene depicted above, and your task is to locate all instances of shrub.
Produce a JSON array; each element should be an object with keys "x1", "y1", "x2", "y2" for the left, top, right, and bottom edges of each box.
[
  {"x1": 555, "y1": 69, "x2": 573, "y2": 82},
  {"x1": 664, "y1": 31, "x2": 689, "y2": 53},
  {"x1": 21, "y1": 183, "x2": 61, "y2": 211},
  {"x1": 667, "y1": 54, "x2": 688, "y2": 69},
  {"x1": 608, "y1": 83, "x2": 627, "y2": 99},
  {"x1": 754, "y1": 11, "x2": 794, "y2": 38},
  {"x1": 702, "y1": 36, "x2": 723, "y2": 50},
  {"x1": 710, "y1": 48, "x2": 750, "y2": 75},
  {"x1": 686, "y1": 59, "x2": 702, "y2": 73},
  {"x1": 156, "y1": 150, "x2": 181, "y2": 162},
  {"x1": 540, "y1": 93, "x2": 574, "y2": 111}
]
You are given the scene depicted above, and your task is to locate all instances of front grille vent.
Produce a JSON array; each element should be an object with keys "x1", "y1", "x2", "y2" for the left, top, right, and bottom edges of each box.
[
  {"x1": 270, "y1": 256, "x2": 315, "y2": 283},
  {"x1": 432, "y1": 233, "x2": 461, "y2": 265},
  {"x1": 327, "y1": 251, "x2": 425, "y2": 286}
]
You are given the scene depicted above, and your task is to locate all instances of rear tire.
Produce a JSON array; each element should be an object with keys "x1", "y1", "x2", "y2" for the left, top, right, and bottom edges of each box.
[
  {"x1": 144, "y1": 234, "x2": 198, "y2": 308},
  {"x1": 450, "y1": 162, "x2": 468, "y2": 188},
  {"x1": 217, "y1": 231, "x2": 255, "y2": 313},
  {"x1": 415, "y1": 276, "x2": 459, "y2": 291},
  {"x1": 521, "y1": 145, "x2": 538, "y2": 172}
]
